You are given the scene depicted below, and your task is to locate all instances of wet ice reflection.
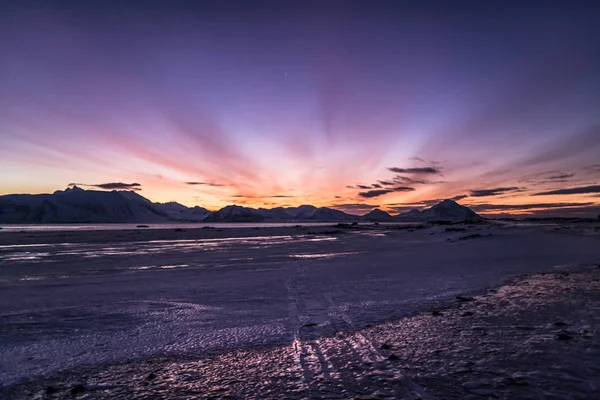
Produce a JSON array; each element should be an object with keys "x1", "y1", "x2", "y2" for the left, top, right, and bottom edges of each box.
[{"x1": 0, "y1": 234, "x2": 339, "y2": 264}]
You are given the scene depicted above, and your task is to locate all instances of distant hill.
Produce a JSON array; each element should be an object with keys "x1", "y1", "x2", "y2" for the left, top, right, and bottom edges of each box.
[
  {"x1": 0, "y1": 186, "x2": 170, "y2": 223},
  {"x1": 396, "y1": 200, "x2": 482, "y2": 222},
  {"x1": 203, "y1": 205, "x2": 265, "y2": 222},
  {"x1": 156, "y1": 202, "x2": 210, "y2": 222},
  {"x1": 363, "y1": 209, "x2": 393, "y2": 221},
  {"x1": 0, "y1": 187, "x2": 481, "y2": 224}
]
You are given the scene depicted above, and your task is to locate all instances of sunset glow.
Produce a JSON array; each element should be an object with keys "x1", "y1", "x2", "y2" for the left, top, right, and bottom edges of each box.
[{"x1": 1, "y1": 1, "x2": 599, "y2": 217}]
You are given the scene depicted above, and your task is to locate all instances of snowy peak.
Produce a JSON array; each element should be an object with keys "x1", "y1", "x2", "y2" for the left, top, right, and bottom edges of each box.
[
  {"x1": 203, "y1": 205, "x2": 265, "y2": 222},
  {"x1": 409, "y1": 199, "x2": 481, "y2": 222},
  {"x1": 363, "y1": 209, "x2": 393, "y2": 221},
  {"x1": 1, "y1": 187, "x2": 169, "y2": 223},
  {"x1": 0, "y1": 188, "x2": 481, "y2": 224}
]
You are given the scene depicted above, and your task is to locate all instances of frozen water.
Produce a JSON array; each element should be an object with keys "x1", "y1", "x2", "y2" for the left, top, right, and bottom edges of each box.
[{"x1": 0, "y1": 223, "x2": 599, "y2": 390}]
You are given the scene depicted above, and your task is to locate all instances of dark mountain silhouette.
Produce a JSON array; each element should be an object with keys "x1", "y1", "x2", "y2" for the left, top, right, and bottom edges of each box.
[
  {"x1": 0, "y1": 187, "x2": 482, "y2": 223},
  {"x1": 363, "y1": 209, "x2": 394, "y2": 221},
  {"x1": 395, "y1": 199, "x2": 482, "y2": 222}
]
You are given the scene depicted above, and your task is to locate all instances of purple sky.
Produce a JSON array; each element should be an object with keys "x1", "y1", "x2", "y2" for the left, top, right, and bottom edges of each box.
[{"x1": 1, "y1": 1, "x2": 600, "y2": 216}]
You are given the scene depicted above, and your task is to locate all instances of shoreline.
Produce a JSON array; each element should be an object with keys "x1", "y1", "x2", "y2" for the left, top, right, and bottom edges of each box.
[
  {"x1": 0, "y1": 223, "x2": 421, "y2": 246},
  {"x1": 3, "y1": 265, "x2": 599, "y2": 399}
]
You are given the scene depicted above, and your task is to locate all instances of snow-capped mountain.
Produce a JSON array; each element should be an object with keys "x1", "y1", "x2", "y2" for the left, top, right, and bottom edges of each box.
[
  {"x1": 203, "y1": 205, "x2": 266, "y2": 222},
  {"x1": 0, "y1": 187, "x2": 481, "y2": 224},
  {"x1": 393, "y1": 209, "x2": 423, "y2": 221},
  {"x1": 257, "y1": 207, "x2": 297, "y2": 220},
  {"x1": 156, "y1": 202, "x2": 210, "y2": 222},
  {"x1": 284, "y1": 205, "x2": 319, "y2": 219},
  {"x1": 396, "y1": 200, "x2": 482, "y2": 222},
  {"x1": 362, "y1": 209, "x2": 393, "y2": 221},
  {"x1": 0, "y1": 186, "x2": 170, "y2": 223}
]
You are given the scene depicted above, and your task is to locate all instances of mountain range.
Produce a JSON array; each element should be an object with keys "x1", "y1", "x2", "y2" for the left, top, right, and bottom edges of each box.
[{"x1": 0, "y1": 186, "x2": 482, "y2": 224}]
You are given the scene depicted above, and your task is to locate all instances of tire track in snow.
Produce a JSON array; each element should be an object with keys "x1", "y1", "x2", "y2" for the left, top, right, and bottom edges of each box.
[{"x1": 286, "y1": 261, "x2": 437, "y2": 399}]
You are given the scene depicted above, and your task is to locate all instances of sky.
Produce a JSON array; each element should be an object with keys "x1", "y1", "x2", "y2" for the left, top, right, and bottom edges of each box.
[{"x1": 1, "y1": 0, "x2": 600, "y2": 217}]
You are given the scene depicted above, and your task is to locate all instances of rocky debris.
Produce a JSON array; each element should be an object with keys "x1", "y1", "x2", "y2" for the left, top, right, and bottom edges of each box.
[
  {"x1": 556, "y1": 331, "x2": 573, "y2": 341},
  {"x1": 70, "y1": 384, "x2": 85, "y2": 396},
  {"x1": 362, "y1": 267, "x2": 600, "y2": 400},
  {"x1": 458, "y1": 233, "x2": 485, "y2": 240},
  {"x1": 387, "y1": 354, "x2": 400, "y2": 361},
  {"x1": 456, "y1": 295, "x2": 475, "y2": 302}
]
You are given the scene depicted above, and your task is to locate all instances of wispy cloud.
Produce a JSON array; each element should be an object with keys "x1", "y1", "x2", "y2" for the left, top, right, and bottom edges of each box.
[
  {"x1": 358, "y1": 186, "x2": 414, "y2": 198},
  {"x1": 469, "y1": 202, "x2": 595, "y2": 212},
  {"x1": 534, "y1": 185, "x2": 600, "y2": 196},
  {"x1": 388, "y1": 167, "x2": 442, "y2": 174},
  {"x1": 70, "y1": 182, "x2": 142, "y2": 191},
  {"x1": 469, "y1": 187, "x2": 521, "y2": 197},
  {"x1": 185, "y1": 181, "x2": 226, "y2": 187},
  {"x1": 547, "y1": 173, "x2": 575, "y2": 180},
  {"x1": 377, "y1": 180, "x2": 394, "y2": 186}
]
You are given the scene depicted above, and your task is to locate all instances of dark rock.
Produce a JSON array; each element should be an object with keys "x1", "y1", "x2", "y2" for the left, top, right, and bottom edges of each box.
[
  {"x1": 431, "y1": 310, "x2": 442, "y2": 316},
  {"x1": 387, "y1": 353, "x2": 400, "y2": 361},
  {"x1": 554, "y1": 321, "x2": 568, "y2": 327},
  {"x1": 45, "y1": 386, "x2": 57, "y2": 394},
  {"x1": 456, "y1": 295, "x2": 475, "y2": 302},
  {"x1": 380, "y1": 343, "x2": 391, "y2": 350},
  {"x1": 146, "y1": 373, "x2": 156, "y2": 381},
  {"x1": 302, "y1": 322, "x2": 318, "y2": 328},
  {"x1": 556, "y1": 332, "x2": 573, "y2": 341},
  {"x1": 137, "y1": 225, "x2": 149, "y2": 228},
  {"x1": 70, "y1": 384, "x2": 86, "y2": 396},
  {"x1": 174, "y1": 228, "x2": 184, "y2": 232},
  {"x1": 458, "y1": 233, "x2": 484, "y2": 240},
  {"x1": 445, "y1": 227, "x2": 467, "y2": 232},
  {"x1": 461, "y1": 311, "x2": 474, "y2": 317}
]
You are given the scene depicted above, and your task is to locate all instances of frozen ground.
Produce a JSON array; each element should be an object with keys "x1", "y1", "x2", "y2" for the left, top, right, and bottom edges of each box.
[{"x1": 0, "y1": 222, "x2": 599, "y2": 398}]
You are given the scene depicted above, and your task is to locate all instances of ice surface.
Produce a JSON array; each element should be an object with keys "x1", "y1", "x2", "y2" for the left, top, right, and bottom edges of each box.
[{"x1": 0, "y1": 223, "x2": 599, "y2": 388}]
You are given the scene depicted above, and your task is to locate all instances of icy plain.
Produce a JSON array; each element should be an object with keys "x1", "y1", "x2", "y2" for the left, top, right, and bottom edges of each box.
[{"x1": 1, "y1": 222, "x2": 599, "y2": 398}]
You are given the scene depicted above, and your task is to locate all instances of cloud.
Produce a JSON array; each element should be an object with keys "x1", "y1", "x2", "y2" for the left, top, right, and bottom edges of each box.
[
  {"x1": 185, "y1": 181, "x2": 226, "y2": 187},
  {"x1": 357, "y1": 185, "x2": 371, "y2": 189},
  {"x1": 377, "y1": 180, "x2": 394, "y2": 186},
  {"x1": 519, "y1": 171, "x2": 576, "y2": 186},
  {"x1": 388, "y1": 167, "x2": 442, "y2": 174},
  {"x1": 385, "y1": 195, "x2": 468, "y2": 211},
  {"x1": 547, "y1": 173, "x2": 575, "y2": 180},
  {"x1": 469, "y1": 187, "x2": 521, "y2": 197},
  {"x1": 450, "y1": 194, "x2": 469, "y2": 201},
  {"x1": 469, "y1": 202, "x2": 595, "y2": 212},
  {"x1": 392, "y1": 175, "x2": 439, "y2": 185},
  {"x1": 533, "y1": 185, "x2": 600, "y2": 196},
  {"x1": 358, "y1": 186, "x2": 414, "y2": 198},
  {"x1": 371, "y1": 183, "x2": 382, "y2": 188},
  {"x1": 70, "y1": 182, "x2": 142, "y2": 191}
]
